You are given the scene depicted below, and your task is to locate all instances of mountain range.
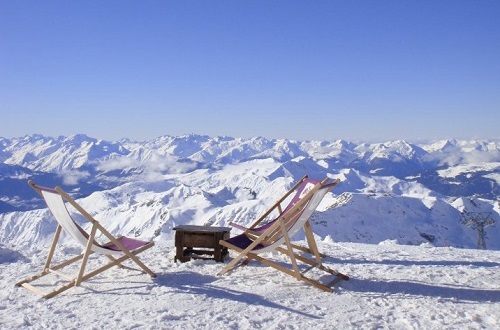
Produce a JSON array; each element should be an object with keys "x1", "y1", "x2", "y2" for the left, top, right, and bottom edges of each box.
[{"x1": 1, "y1": 134, "x2": 499, "y2": 250}]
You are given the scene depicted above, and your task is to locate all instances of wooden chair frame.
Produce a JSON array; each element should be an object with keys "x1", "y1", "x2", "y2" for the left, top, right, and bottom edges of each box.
[
  {"x1": 218, "y1": 177, "x2": 349, "y2": 292},
  {"x1": 15, "y1": 181, "x2": 156, "y2": 298}
]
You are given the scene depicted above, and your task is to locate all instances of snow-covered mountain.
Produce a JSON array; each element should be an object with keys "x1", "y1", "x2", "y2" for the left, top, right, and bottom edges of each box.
[{"x1": 1, "y1": 134, "x2": 499, "y2": 250}]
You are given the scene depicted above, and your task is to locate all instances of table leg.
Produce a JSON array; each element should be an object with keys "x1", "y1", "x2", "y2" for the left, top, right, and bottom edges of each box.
[{"x1": 174, "y1": 231, "x2": 185, "y2": 262}]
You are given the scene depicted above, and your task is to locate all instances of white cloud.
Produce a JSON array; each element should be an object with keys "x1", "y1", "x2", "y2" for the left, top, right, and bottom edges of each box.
[{"x1": 59, "y1": 170, "x2": 91, "y2": 185}]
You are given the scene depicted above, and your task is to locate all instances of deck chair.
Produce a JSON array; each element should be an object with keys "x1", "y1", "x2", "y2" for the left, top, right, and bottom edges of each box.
[
  {"x1": 16, "y1": 181, "x2": 156, "y2": 298},
  {"x1": 229, "y1": 175, "x2": 318, "y2": 234},
  {"x1": 218, "y1": 176, "x2": 349, "y2": 292}
]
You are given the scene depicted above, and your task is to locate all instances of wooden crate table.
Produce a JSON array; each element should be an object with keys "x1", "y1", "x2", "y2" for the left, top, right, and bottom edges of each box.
[{"x1": 173, "y1": 225, "x2": 231, "y2": 262}]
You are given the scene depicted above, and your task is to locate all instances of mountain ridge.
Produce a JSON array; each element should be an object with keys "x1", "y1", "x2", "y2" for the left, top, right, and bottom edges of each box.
[{"x1": 1, "y1": 134, "x2": 499, "y2": 250}]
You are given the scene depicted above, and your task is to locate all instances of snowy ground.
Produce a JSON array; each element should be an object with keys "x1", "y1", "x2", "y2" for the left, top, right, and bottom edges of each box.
[{"x1": 1, "y1": 238, "x2": 499, "y2": 330}]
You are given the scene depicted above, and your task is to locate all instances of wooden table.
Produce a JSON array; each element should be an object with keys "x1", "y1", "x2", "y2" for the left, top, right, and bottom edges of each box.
[{"x1": 173, "y1": 225, "x2": 231, "y2": 263}]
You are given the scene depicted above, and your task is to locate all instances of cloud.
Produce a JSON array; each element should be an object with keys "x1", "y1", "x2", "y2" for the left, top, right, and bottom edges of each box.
[
  {"x1": 463, "y1": 150, "x2": 500, "y2": 164},
  {"x1": 59, "y1": 169, "x2": 91, "y2": 185},
  {"x1": 97, "y1": 157, "x2": 141, "y2": 172},
  {"x1": 430, "y1": 150, "x2": 500, "y2": 167},
  {"x1": 97, "y1": 154, "x2": 198, "y2": 182}
]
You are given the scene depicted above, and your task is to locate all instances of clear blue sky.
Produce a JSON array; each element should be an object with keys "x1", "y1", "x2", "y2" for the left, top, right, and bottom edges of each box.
[{"x1": 1, "y1": 1, "x2": 499, "y2": 142}]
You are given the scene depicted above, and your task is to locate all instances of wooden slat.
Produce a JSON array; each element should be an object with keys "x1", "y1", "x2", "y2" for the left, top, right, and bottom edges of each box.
[{"x1": 20, "y1": 283, "x2": 50, "y2": 297}]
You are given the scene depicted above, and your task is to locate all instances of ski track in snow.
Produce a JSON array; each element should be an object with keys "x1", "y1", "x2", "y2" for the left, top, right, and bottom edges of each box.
[{"x1": 1, "y1": 239, "x2": 499, "y2": 329}]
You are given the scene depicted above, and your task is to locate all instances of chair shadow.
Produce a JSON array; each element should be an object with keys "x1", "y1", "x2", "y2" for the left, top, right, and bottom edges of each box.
[
  {"x1": 0, "y1": 245, "x2": 29, "y2": 264},
  {"x1": 343, "y1": 277, "x2": 500, "y2": 303},
  {"x1": 318, "y1": 254, "x2": 500, "y2": 303},
  {"x1": 327, "y1": 256, "x2": 500, "y2": 268},
  {"x1": 153, "y1": 271, "x2": 322, "y2": 319}
]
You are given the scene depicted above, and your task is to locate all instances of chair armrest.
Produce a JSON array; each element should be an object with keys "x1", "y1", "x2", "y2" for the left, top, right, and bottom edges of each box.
[{"x1": 229, "y1": 222, "x2": 248, "y2": 231}]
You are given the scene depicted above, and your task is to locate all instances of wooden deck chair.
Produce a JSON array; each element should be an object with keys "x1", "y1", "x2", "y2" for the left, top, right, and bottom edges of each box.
[
  {"x1": 218, "y1": 177, "x2": 349, "y2": 292},
  {"x1": 16, "y1": 181, "x2": 156, "y2": 298},
  {"x1": 229, "y1": 175, "x2": 316, "y2": 234}
]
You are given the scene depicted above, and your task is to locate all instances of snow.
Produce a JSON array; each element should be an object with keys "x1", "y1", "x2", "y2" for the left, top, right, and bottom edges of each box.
[
  {"x1": 437, "y1": 162, "x2": 500, "y2": 179},
  {"x1": 1, "y1": 238, "x2": 499, "y2": 329},
  {"x1": 1, "y1": 134, "x2": 500, "y2": 328}
]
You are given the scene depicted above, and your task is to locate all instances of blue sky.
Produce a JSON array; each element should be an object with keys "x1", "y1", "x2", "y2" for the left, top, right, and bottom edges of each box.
[{"x1": 1, "y1": 1, "x2": 499, "y2": 142}]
